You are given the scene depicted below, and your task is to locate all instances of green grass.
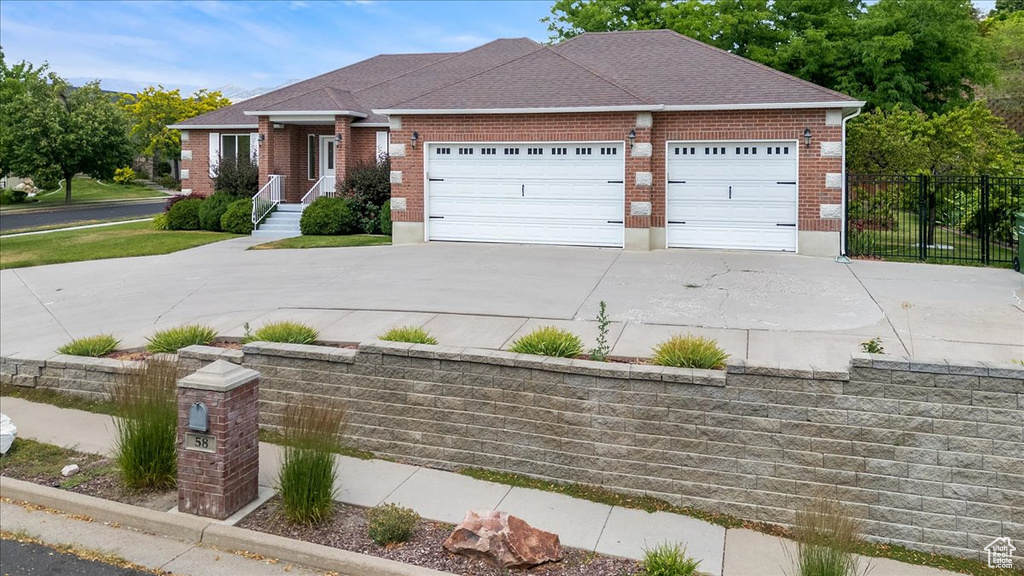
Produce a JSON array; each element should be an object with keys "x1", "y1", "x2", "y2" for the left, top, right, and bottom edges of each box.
[
  {"x1": 0, "y1": 437, "x2": 113, "y2": 489},
  {"x1": 849, "y1": 210, "x2": 1016, "y2": 267},
  {"x1": 366, "y1": 503, "x2": 420, "y2": 546},
  {"x1": 57, "y1": 334, "x2": 121, "y2": 357},
  {"x1": 250, "y1": 234, "x2": 391, "y2": 250},
  {"x1": 508, "y1": 326, "x2": 583, "y2": 358},
  {"x1": 0, "y1": 383, "x2": 118, "y2": 415},
  {"x1": 0, "y1": 177, "x2": 166, "y2": 211},
  {"x1": 242, "y1": 321, "x2": 319, "y2": 345},
  {"x1": 146, "y1": 324, "x2": 217, "y2": 353},
  {"x1": 651, "y1": 334, "x2": 729, "y2": 370},
  {"x1": 0, "y1": 216, "x2": 152, "y2": 236},
  {"x1": 110, "y1": 358, "x2": 178, "y2": 490},
  {"x1": 0, "y1": 221, "x2": 240, "y2": 269},
  {"x1": 276, "y1": 400, "x2": 347, "y2": 525},
  {"x1": 640, "y1": 543, "x2": 701, "y2": 576},
  {"x1": 378, "y1": 326, "x2": 438, "y2": 345}
]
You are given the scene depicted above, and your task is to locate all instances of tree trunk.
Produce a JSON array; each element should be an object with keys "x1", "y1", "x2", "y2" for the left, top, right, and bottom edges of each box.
[{"x1": 64, "y1": 174, "x2": 73, "y2": 204}]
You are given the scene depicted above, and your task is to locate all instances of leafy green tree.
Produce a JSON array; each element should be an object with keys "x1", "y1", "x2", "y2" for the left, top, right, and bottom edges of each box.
[
  {"x1": 119, "y1": 86, "x2": 230, "y2": 178},
  {"x1": 980, "y1": 13, "x2": 1024, "y2": 120},
  {"x1": 0, "y1": 54, "x2": 133, "y2": 203},
  {"x1": 989, "y1": 0, "x2": 1024, "y2": 19}
]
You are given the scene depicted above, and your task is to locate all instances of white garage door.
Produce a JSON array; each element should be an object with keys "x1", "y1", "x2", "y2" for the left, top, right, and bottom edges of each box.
[
  {"x1": 426, "y1": 142, "x2": 624, "y2": 247},
  {"x1": 666, "y1": 141, "x2": 798, "y2": 252}
]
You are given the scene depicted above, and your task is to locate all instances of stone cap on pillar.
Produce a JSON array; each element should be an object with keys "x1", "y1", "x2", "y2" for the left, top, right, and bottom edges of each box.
[{"x1": 177, "y1": 360, "x2": 258, "y2": 392}]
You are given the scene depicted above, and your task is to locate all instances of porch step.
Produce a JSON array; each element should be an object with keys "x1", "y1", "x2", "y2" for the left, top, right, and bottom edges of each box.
[{"x1": 252, "y1": 203, "x2": 304, "y2": 239}]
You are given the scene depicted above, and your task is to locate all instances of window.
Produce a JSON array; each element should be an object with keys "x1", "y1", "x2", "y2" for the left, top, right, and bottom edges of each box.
[
  {"x1": 435, "y1": 147, "x2": 451, "y2": 155},
  {"x1": 307, "y1": 135, "x2": 316, "y2": 180},
  {"x1": 527, "y1": 147, "x2": 543, "y2": 155},
  {"x1": 504, "y1": 147, "x2": 520, "y2": 155},
  {"x1": 551, "y1": 147, "x2": 567, "y2": 155},
  {"x1": 481, "y1": 147, "x2": 497, "y2": 155},
  {"x1": 600, "y1": 147, "x2": 617, "y2": 155},
  {"x1": 221, "y1": 134, "x2": 252, "y2": 162},
  {"x1": 458, "y1": 147, "x2": 474, "y2": 155},
  {"x1": 575, "y1": 147, "x2": 592, "y2": 155}
]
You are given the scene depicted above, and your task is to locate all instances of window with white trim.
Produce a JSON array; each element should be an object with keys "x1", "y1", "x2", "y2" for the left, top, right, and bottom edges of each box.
[
  {"x1": 307, "y1": 135, "x2": 316, "y2": 180},
  {"x1": 221, "y1": 134, "x2": 252, "y2": 162}
]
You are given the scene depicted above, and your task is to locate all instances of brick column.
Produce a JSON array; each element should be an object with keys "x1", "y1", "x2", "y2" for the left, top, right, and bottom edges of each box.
[
  {"x1": 625, "y1": 112, "x2": 654, "y2": 250},
  {"x1": 177, "y1": 360, "x2": 259, "y2": 520},
  {"x1": 334, "y1": 115, "x2": 352, "y2": 184},
  {"x1": 258, "y1": 116, "x2": 272, "y2": 188}
]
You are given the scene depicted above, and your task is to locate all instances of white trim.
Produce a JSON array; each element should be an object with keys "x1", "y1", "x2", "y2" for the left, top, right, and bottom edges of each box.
[
  {"x1": 661, "y1": 102, "x2": 865, "y2": 112},
  {"x1": 376, "y1": 105, "x2": 663, "y2": 116},
  {"x1": 319, "y1": 135, "x2": 336, "y2": 179},
  {"x1": 167, "y1": 124, "x2": 257, "y2": 130},
  {"x1": 353, "y1": 123, "x2": 390, "y2": 128},
  {"x1": 242, "y1": 110, "x2": 367, "y2": 118},
  {"x1": 838, "y1": 108, "x2": 862, "y2": 260}
]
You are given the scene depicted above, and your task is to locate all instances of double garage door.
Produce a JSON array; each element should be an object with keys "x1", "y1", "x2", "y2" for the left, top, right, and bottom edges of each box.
[{"x1": 425, "y1": 140, "x2": 798, "y2": 252}]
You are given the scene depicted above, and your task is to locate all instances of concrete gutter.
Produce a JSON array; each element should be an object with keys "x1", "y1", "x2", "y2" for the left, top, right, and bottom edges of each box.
[{"x1": 0, "y1": 477, "x2": 449, "y2": 576}]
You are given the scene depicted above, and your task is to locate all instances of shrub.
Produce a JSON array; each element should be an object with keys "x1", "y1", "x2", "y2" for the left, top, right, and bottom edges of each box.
[
  {"x1": 589, "y1": 300, "x2": 611, "y2": 362},
  {"x1": 790, "y1": 497, "x2": 863, "y2": 576},
  {"x1": 166, "y1": 197, "x2": 203, "y2": 230},
  {"x1": 154, "y1": 161, "x2": 172, "y2": 177},
  {"x1": 860, "y1": 337, "x2": 884, "y2": 354},
  {"x1": 651, "y1": 334, "x2": 729, "y2": 370},
  {"x1": 145, "y1": 324, "x2": 217, "y2": 353},
  {"x1": 341, "y1": 157, "x2": 391, "y2": 234},
  {"x1": 277, "y1": 400, "x2": 347, "y2": 525},
  {"x1": 300, "y1": 196, "x2": 359, "y2": 236},
  {"x1": 242, "y1": 321, "x2": 318, "y2": 345},
  {"x1": 640, "y1": 542, "x2": 701, "y2": 576},
  {"x1": 1, "y1": 190, "x2": 28, "y2": 204},
  {"x1": 213, "y1": 155, "x2": 259, "y2": 199},
  {"x1": 113, "y1": 167, "x2": 136, "y2": 185},
  {"x1": 367, "y1": 503, "x2": 419, "y2": 546},
  {"x1": 378, "y1": 326, "x2": 437, "y2": 345},
  {"x1": 151, "y1": 213, "x2": 169, "y2": 230},
  {"x1": 110, "y1": 357, "x2": 178, "y2": 490},
  {"x1": 221, "y1": 199, "x2": 254, "y2": 234},
  {"x1": 508, "y1": 326, "x2": 583, "y2": 358},
  {"x1": 379, "y1": 199, "x2": 392, "y2": 236},
  {"x1": 156, "y1": 175, "x2": 180, "y2": 191},
  {"x1": 57, "y1": 334, "x2": 120, "y2": 357},
  {"x1": 198, "y1": 192, "x2": 234, "y2": 232},
  {"x1": 164, "y1": 194, "x2": 189, "y2": 213}
]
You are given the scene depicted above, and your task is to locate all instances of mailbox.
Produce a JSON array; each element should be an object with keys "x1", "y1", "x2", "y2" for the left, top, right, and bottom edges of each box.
[{"x1": 188, "y1": 402, "x2": 209, "y2": 432}]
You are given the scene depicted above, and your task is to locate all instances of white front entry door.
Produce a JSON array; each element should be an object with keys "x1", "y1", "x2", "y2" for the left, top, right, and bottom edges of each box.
[
  {"x1": 426, "y1": 142, "x2": 625, "y2": 247},
  {"x1": 319, "y1": 136, "x2": 336, "y2": 178},
  {"x1": 666, "y1": 141, "x2": 798, "y2": 252}
]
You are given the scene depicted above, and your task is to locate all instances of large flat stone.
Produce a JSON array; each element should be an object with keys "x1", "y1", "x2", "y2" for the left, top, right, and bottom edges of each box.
[{"x1": 495, "y1": 487, "x2": 612, "y2": 551}]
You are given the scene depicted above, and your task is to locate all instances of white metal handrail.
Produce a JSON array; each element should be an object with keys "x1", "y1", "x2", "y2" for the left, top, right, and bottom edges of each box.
[
  {"x1": 300, "y1": 175, "x2": 336, "y2": 208},
  {"x1": 252, "y1": 174, "x2": 284, "y2": 226}
]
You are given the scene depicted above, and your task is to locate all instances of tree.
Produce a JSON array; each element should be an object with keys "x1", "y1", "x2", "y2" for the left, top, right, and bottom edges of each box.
[
  {"x1": 980, "y1": 13, "x2": 1024, "y2": 121},
  {"x1": 989, "y1": 0, "x2": 1024, "y2": 19},
  {"x1": 119, "y1": 86, "x2": 230, "y2": 179},
  {"x1": 1, "y1": 55, "x2": 133, "y2": 203}
]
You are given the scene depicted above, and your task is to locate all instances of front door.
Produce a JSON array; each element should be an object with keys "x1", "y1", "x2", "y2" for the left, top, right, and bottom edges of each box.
[{"x1": 319, "y1": 136, "x2": 336, "y2": 178}]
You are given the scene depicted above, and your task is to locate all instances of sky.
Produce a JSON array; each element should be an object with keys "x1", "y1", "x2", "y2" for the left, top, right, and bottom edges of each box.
[{"x1": 0, "y1": 0, "x2": 999, "y2": 96}]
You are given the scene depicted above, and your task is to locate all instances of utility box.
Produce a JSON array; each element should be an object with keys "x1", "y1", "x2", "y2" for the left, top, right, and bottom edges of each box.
[
  {"x1": 1015, "y1": 213, "x2": 1024, "y2": 273},
  {"x1": 177, "y1": 360, "x2": 259, "y2": 520}
]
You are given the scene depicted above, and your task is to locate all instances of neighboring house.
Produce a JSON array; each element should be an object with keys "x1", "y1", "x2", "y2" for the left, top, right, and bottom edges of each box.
[{"x1": 170, "y1": 30, "x2": 864, "y2": 256}]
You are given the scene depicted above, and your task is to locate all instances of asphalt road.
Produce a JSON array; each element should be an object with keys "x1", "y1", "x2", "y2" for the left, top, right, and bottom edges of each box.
[
  {"x1": 0, "y1": 539, "x2": 152, "y2": 575},
  {"x1": 0, "y1": 200, "x2": 165, "y2": 232}
]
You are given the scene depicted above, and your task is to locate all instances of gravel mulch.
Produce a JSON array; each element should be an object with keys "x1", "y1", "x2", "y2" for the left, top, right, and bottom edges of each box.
[{"x1": 237, "y1": 497, "x2": 641, "y2": 576}]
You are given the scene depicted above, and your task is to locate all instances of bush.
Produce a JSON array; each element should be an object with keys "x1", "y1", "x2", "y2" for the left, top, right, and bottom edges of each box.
[
  {"x1": 378, "y1": 326, "x2": 437, "y2": 345},
  {"x1": 0, "y1": 190, "x2": 28, "y2": 204},
  {"x1": 790, "y1": 498, "x2": 863, "y2": 576},
  {"x1": 113, "y1": 167, "x2": 136, "y2": 185},
  {"x1": 509, "y1": 326, "x2": 583, "y2": 358},
  {"x1": 198, "y1": 192, "x2": 234, "y2": 232},
  {"x1": 242, "y1": 321, "x2": 319, "y2": 345},
  {"x1": 640, "y1": 543, "x2": 701, "y2": 576},
  {"x1": 341, "y1": 157, "x2": 391, "y2": 234},
  {"x1": 221, "y1": 199, "x2": 254, "y2": 234},
  {"x1": 156, "y1": 175, "x2": 180, "y2": 191},
  {"x1": 651, "y1": 335, "x2": 729, "y2": 370},
  {"x1": 145, "y1": 324, "x2": 217, "y2": 353},
  {"x1": 366, "y1": 503, "x2": 419, "y2": 546},
  {"x1": 300, "y1": 196, "x2": 359, "y2": 236},
  {"x1": 57, "y1": 334, "x2": 121, "y2": 357},
  {"x1": 213, "y1": 155, "x2": 259, "y2": 198},
  {"x1": 32, "y1": 168, "x2": 61, "y2": 191},
  {"x1": 151, "y1": 213, "x2": 169, "y2": 230},
  {"x1": 164, "y1": 194, "x2": 189, "y2": 212},
  {"x1": 277, "y1": 400, "x2": 347, "y2": 525},
  {"x1": 110, "y1": 357, "x2": 178, "y2": 490},
  {"x1": 166, "y1": 197, "x2": 203, "y2": 230},
  {"x1": 154, "y1": 161, "x2": 172, "y2": 177},
  {"x1": 379, "y1": 200, "x2": 392, "y2": 236}
]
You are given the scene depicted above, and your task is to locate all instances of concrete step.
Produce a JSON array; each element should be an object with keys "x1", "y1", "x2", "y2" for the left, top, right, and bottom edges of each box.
[{"x1": 277, "y1": 203, "x2": 305, "y2": 212}]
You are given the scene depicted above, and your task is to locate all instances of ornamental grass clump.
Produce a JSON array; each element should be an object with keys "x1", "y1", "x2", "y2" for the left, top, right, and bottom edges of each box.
[
  {"x1": 651, "y1": 334, "x2": 729, "y2": 370},
  {"x1": 110, "y1": 357, "x2": 178, "y2": 490},
  {"x1": 378, "y1": 326, "x2": 437, "y2": 345},
  {"x1": 790, "y1": 497, "x2": 864, "y2": 576},
  {"x1": 145, "y1": 324, "x2": 217, "y2": 353},
  {"x1": 366, "y1": 503, "x2": 420, "y2": 545},
  {"x1": 276, "y1": 399, "x2": 347, "y2": 525},
  {"x1": 242, "y1": 321, "x2": 319, "y2": 345},
  {"x1": 640, "y1": 542, "x2": 701, "y2": 576},
  {"x1": 57, "y1": 334, "x2": 120, "y2": 357},
  {"x1": 508, "y1": 326, "x2": 583, "y2": 358}
]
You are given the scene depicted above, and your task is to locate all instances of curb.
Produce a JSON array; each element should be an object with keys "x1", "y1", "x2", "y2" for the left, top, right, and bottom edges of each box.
[{"x1": 0, "y1": 477, "x2": 448, "y2": 576}]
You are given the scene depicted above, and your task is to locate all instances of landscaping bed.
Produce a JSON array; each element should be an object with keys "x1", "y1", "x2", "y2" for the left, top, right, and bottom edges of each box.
[{"x1": 237, "y1": 496, "x2": 641, "y2": 576}]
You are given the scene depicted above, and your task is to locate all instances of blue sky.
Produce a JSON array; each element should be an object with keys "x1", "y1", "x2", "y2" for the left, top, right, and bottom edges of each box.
[{"x1": 0, "y1": 0, "x2": 998, "y2": 95}]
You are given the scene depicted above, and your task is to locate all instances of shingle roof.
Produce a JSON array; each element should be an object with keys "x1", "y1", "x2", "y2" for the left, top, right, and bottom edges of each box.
[{"x1": 177, "y1": 30, "x2": 858, "y2": 128}]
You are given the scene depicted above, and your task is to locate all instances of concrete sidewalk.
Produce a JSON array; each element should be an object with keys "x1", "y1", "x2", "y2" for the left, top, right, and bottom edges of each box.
[{"x1": 0, "y1": 397, "x2": 959, "y2": 576}]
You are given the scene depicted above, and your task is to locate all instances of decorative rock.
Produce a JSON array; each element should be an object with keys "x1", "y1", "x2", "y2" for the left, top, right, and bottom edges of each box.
[
  {"x1": 61, "y1": 464, "x2": 80, "y2": 477},
  {"x1": 443, "y1": 510, "x2": 562, "y2": 568},
  {"x1": 0, "y1": 413, "x2": 15, "y2": 455}
]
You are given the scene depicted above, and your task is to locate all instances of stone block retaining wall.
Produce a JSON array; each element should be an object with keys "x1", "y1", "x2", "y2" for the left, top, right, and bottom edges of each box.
[{"x1": 3, "y1": 343, "x2": 1021, "y2": 563}]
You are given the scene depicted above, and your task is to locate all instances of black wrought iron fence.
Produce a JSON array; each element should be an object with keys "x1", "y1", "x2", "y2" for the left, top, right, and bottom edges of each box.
[{"x1": 846, "y1": 174, "x2": 1023, "y2": 266}]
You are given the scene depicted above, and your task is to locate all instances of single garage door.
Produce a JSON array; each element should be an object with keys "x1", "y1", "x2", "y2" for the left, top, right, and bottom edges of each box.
[
  {"x1": 666, "y1": 141, "x2": 798, "y2": 252},
  {"x1": 426, "y1": 142, "x2": 624, "y2": 247}
]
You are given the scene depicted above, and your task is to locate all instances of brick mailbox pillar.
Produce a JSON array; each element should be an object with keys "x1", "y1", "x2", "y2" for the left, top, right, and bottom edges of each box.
[{"x1": 177, "y1": 360, "x2": 259, "y2": 520}]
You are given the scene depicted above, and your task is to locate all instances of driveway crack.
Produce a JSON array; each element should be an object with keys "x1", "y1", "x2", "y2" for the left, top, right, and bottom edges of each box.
[
  {"x1": 572, "y1": 251, "x2": 622, "y2": 320},
  {"x1": 843, "y1": 263, "x2": 909, "y2": 355},
  {"x1": 12, "y1": 269, "x2": 71, "y2": 339},
  {"x1": 153, "y1": 281, "x2": 208, "y2": 324}
]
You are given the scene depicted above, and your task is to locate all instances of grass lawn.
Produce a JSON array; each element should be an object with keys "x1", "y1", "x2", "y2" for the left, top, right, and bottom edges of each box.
[
  {"x1": 0, "y1": 221, "x2": 240, "y2": 269},
  {"x1": 849, "y1": 210, "x2": 1016, "y2": 267},
  {"x1": 1, "y1": 177, "x2": 166, "y2": 211},
  {"x1": 0, "y1": 216, "x2": 153, "y2": 236},
  {"x1": 250, "y1": 234, "x2": 391, "y2": 250}
]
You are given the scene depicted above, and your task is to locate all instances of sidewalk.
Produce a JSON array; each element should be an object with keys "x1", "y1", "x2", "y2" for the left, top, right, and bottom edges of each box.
[{"x1": 0, "y1": 397, "x2": 959, "y2": 576}]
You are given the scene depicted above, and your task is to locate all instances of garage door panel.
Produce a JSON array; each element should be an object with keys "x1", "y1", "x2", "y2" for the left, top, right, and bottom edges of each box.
[
  {"x1": 669, "y1": 224, "x2": 795, "y2": 251},
  {"x1": 429, "y1": 217, "x2": 623, "y2": 247}
]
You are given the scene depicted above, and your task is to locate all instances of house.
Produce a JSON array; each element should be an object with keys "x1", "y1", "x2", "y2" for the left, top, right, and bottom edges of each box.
[{"x1": 170, "y1": 30, "x2": 864, "y2": 256}]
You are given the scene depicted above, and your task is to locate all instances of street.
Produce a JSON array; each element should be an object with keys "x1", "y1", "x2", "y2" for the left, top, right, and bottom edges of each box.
[
  {"x1": 0, "y1": 200, "x2": 165, "y2": 232},
  {"x1": 0, "y1": 538, "x2": 151, "y2": 575}
]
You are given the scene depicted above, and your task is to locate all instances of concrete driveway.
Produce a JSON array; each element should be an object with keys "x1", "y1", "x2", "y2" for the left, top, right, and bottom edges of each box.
[{"x1": 1, "y1": 238, "x2": 1021, "y2": 367}]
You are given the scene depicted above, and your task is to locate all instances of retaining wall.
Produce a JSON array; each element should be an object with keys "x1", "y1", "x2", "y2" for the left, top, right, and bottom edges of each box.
[{"x1": 3, "y1": 343, "x2": 1021, "y2": 563}]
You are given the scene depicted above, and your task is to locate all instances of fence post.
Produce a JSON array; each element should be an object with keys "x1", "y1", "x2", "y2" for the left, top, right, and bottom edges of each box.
[
  {"x1": 918, "y1": 174, "x2": 929, "y2": 261},
  {"x1": 980, "y1": 175, "x2": 990, "y2": 265}
]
